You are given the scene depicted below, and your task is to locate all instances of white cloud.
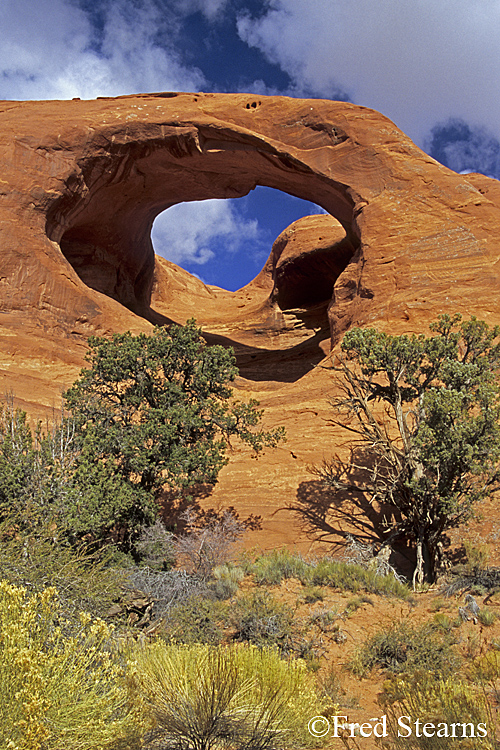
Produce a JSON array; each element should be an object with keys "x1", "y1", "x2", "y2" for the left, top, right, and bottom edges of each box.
[
  {"x1": 237, "y1": 0, "x2": 500, "y2": 147},
  {"x1": 0, "y1": 0, "x2": 205, "y2": 101},
  {"x1": 151, "y1": 199, "x2": 261, "y2": 266},
  {"x1": 172, "y1": 0, "x2": 231, "y2": 21}
]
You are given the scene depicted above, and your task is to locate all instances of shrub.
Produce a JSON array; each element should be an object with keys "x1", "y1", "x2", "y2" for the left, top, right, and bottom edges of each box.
[
  {"x1": 174, "y1": 508, "x2": 247, "y2": 578},
  {"x1": 303, "y1": 586, "x2": 326, "y2": 603},
  {"x1": 162, "y1": 594, "x2": 225, "y2": 645},
  {"x1": 351, "y1": 621, "x2": 460, "y2": 677},
  {"x1": 127, "y1": 567, "x2": 209, "y2": 618},
  {"x1": 345, "y1": 595, "x2": 374, "y2": 615},
  {"x1": 305, "y1": 559, "x2": 412, "y2": 600},
  {"x1": 472, "y1": 649, "x2": 500, "y2": 707},
  {"x1": 230, "y1": 590, "x2": 298, "y2": 655},
  {"x1": 0, "y1": 579, "x2": 139, "y2": 750},
  {"x1": 250, "y1": 548, "x2": 310, "y2": 585},
  {"x1": 0, "y1": 527, "x2": 127, "y2": 620},
  {"x1": 432, "y1": 613, "x2": 457, "y2": 632},
  {"x1": 212, "y1": 564, "x2": 245, "y2": 599},
  {"x1": 320, "y1": 667, "x2": 358, "y2": 710},
  {"x1": 380, "y1": 671, "x2": 498, "y2": 748},
  {"x1": 464, "y1": 540, "x2": 490, "y2": 575},
  {"x1": 135, "y1": 519, "x2": 175, "y2": 570},
  {"x1": 477, "y1": 609, "x2": 497, "y2": 627},
  {"x1": 308, "y1": 606, "x2": 341, "y2": 633},
  {"x1": 130, "y1": 642, "x2": 331, "y2": 749}
]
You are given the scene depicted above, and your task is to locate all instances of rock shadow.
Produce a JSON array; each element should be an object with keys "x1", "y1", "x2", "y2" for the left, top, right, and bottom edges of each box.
[{"x1": 285, "y1": 454, "x2": 416, "y2": 574}]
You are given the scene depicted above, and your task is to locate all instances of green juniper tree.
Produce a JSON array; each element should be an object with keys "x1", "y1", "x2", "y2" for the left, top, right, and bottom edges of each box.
[
  {"x1": 319, "y1": 314, "x2": 500, "y2": 586},
  {"x1": 63, "y1": 320, "x2": 284, "y2": 546}
]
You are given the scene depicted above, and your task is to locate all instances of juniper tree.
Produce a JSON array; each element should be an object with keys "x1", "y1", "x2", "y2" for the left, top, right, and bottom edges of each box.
[
  {"x1": 63, "y1": 320, "x2": 284, "y2": 545},
  {"x1": 319, "y1": 314, "x2": 500, "y2": 586}
]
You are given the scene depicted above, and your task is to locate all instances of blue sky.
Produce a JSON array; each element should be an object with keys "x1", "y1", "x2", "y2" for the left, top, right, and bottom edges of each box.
[{"x1": 2, "y1": 0, "x2": 500, "y2": 290}]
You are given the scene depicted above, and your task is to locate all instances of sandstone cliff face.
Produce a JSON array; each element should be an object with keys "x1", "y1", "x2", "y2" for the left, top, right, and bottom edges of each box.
[{"x1": 1, "y1": 92, "x2": 500, "y2": 549}]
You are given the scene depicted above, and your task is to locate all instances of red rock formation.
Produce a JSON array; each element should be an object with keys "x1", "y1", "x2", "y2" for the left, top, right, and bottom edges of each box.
[{"x1": 1, "y1": 92, "x2": 500, "y2": 547}]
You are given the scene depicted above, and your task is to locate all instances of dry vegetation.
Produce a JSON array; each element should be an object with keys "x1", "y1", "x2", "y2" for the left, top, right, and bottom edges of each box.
[{"x1": 2, "y1": 515, "x2": 500, "y2": 749}]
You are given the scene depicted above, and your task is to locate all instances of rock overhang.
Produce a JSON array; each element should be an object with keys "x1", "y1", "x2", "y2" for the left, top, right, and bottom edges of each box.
[{"x1": 1, "y1": 91, "x2": 500, "y2": 364}]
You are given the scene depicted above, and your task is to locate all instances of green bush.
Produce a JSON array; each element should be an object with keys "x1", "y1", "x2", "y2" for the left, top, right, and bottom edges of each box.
[
  {"x1": 477, "y1": 609, "x2": 497, "y2": 626},
  {"x1": 303, "y1": 585, "x2": 326, "y2": 603},
  {"x1": 130, "y1": 642, "x2": 331, "y2": 749},
  {"x1": 0, "y1": 579, "x2": 140, "y2": 750},
  {"x1": 162, "y1": 594, "x2": 225, "y2": 645},
  {"x1": 250, "y1": 548, "x2": 310, "y2": 585},
  {"x1": 351, "y1": 621, "x2": 460, "y2": 677},
  {"x1": 212, "y1": 564, "x2": 245, "y2": 599},
  {"x1": 0, "y1": 527, "x2": 127, "y2": 620},
  {"x1": 230, "y1": 590, "x2": 298, "y2": 655},
  {"x1": 305, "y1": 559, "x2": 412, "y2": 600}
]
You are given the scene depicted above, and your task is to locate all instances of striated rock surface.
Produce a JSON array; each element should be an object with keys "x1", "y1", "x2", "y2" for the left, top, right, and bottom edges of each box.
[{"x1": 1, "y1": 92, "x2": 500, "y2": 549}]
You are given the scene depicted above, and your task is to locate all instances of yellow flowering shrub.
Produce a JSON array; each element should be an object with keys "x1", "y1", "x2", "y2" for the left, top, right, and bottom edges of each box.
[
  {"x1": 380, "y1": 670, "x2": 498, "y2": 749},
  {"x1": 129, "y1": 641, "x2": 334, "y2": 749},
  {"x1": 0, "y1": 579, "x2": 140, "y2": 750}
]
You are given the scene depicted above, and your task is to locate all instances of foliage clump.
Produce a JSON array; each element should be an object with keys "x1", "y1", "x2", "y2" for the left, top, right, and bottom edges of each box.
[
  {"x1": 351, "y1": 621, "x2": 460, "y2": 677},
  {"x1": 230, "y1": 590, "x2": 299, "y2": 654},
  {"x1": 320, "y1": 314, "x2": 500, "y2": 584},
  {"x1": 130, "y1": 641, "x2": 330, "y2": 750},
  {"x1": 0, "y1": 579, "x2": 138, "y2": 750},
  {"x1": 161, "y1": 594, "x2": 225, "y2": 645},
  {"x1": 250, "y1": 548, "x2": 310, "y2": 585},
  {"x1": 245, "y1": 548, "x2": 411, "y2": 599},
  {"x1": 380, "y1": 671, "x2": 498, "y2": 749},
  {"x1": 0, "y1": 526, "x2": 126, "y2": 620},
  {"x1": 303, "y1": 559, "x2": 412, "y2": 599}
]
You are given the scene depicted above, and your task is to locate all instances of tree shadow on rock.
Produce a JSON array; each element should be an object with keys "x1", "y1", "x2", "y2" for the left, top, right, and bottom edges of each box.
[
  {"x1": 287, "y1": 454, "x2": 416, "y2": 576},
  {"x1": 290, "y1": 479, "x2": 387, "y2": 551},
  {"x1": 158, "y1": 485, "x2": 262, "y2": 535}
]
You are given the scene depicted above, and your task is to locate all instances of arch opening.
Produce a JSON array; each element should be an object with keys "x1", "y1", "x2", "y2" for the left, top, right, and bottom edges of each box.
[
  {"x1": 151, "y1": 187, "x2": 334, "y2": 292},
  {"x1": 48, "y1": 130, "x2": 360, "y2": 322}
]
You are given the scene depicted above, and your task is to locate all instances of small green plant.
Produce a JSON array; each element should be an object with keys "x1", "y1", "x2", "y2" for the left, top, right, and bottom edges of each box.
[
  {"x1": 130, "y1": 642, "x2": 332, "y2": 749},
  {"x1": 429, "y1": 596, "x2": 448, "y2": 612},
  {"x1": 433, "y1": 613, "x2": 457, "y2": 632},
  {"x1": 464, "y1": 541, "x2": 490, "y2": 575},
  {"x1": 345, "y1": 595, "x2": 374, "y2": 615},
  {"x1": 303, "y1": 585, "x2": 326, "y2": 603},
  {"x1": 250, "y1": 548, "x2": 310, "y2": 585},
  {"x1": 212, "y1": 564, "x2": 244, "y2": 599},
  {"x1": 230, "y1": 590, "x2": 298, "y2": 655},
  {"x1": 477, "y1": 609, "x2": 497, "y2": 627},
  {"x1": 162, "y1": 594, "x2": 225, "y2": 645},
  {"x1": 309, "y1": 606, "x2": 341, "y2": 633},
  {"x1": 351, "y1": 621, "x2": 460, "y2": 677},
  {"x1": 304, "y1": 559, "x2": 412, "y2": 600}
]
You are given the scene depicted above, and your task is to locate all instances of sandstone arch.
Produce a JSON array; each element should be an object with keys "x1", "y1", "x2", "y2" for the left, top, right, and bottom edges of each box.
[
  {"x1": 43, "y1": 103, "x2": 362, "y2": 322},
  {"x1": 2, "y1": 91, "x2": 500, "y2": 386}
]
